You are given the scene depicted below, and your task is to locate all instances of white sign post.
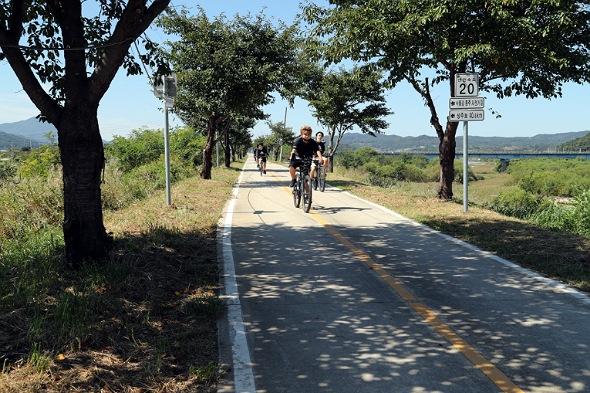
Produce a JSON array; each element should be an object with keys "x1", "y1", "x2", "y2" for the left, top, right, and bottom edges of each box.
[
  {"x1": 154, "y1": 74, "x2": 177, "y2": 206},
  {"x1": 450, "y1": 73, "x2": 483, "y2": 213}
]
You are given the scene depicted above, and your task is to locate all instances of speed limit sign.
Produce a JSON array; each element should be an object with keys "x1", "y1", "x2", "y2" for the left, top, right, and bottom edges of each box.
[{"x1": 454, "y1": 73, "x2": 479, "y2": 97}]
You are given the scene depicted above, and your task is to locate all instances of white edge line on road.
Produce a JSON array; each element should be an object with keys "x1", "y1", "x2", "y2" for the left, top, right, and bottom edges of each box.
[
  {"x1": 327, "y1": 185, "x2": 590, "y2": 307},
  {"x1": 221, "y1": 164, "x2": 256, "y2": 393}
]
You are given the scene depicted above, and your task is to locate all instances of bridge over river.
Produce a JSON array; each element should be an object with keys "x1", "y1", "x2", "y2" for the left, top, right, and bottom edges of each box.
[{"x1": 384, "y1": 152, "x2": 590, "y2": 160}]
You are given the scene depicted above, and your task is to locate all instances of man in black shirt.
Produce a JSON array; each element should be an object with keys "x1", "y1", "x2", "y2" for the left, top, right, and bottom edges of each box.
[
  {"x1": 289, "y1": 125, "x2": 324, "y2": 187},
  {"x1": 255, "y1": 143, "x2": 268, "y2": 174}
]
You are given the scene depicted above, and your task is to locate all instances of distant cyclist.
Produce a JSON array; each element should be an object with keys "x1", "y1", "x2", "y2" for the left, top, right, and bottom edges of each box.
[
  {"x1": 256, "y1": 143, "x2": 268, "y2": 174},
  {"x1": 254, "y1": 146, "x2": 260, "y2": 167},
  {"x1": 289, "y1": 125, "x2": 323, "y2": 187},
  {"x1": 315, "y1": 131, "x2": 330, "y2": 171}
]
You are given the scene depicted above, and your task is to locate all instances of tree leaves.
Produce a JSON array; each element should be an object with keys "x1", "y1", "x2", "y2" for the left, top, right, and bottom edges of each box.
[
  {"x1": 160, "y1": 9, "x2": 301, "y2": 132},
  {"x1": 304, "y1": 0, "x2": 590, "y2": 99},
  {"x1": 0, "y1": 1, "x2": 170, "y2": 103},
  {"x1": 303, "y1": 66, "x2": 390, "y2": 153}
]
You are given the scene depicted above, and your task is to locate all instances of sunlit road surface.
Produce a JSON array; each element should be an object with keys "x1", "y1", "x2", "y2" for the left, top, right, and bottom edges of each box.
[{"x1": 219, "y1": 158, "x2": 590, "y2": 393}]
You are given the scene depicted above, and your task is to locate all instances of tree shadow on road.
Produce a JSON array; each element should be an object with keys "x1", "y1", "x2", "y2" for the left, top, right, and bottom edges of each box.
[{"x1": 226, "y1": 219, "x2": 590, "y2": 393}]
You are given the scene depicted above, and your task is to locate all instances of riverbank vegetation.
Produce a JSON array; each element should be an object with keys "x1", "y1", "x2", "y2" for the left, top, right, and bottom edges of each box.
[{"x1": 0, "y1": 130, "x2": 237, "y2": 391}]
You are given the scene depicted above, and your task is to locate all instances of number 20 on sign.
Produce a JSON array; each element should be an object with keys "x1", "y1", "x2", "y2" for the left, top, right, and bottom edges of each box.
[{"x1": 454, "y1": 73, "x2": 479, "y2": 97}]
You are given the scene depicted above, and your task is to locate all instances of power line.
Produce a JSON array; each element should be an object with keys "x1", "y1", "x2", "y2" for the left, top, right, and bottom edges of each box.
[{"x1": 1, "y1": 37, "x2": 135, "y2": 51}]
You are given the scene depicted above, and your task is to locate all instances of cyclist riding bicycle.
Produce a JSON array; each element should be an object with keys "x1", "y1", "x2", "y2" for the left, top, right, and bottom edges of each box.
[
  {"x1": 289, "y1": 125, "x2": 323, "y2": 187},
  {"x1": 315, "y1": 131, "x2": 330, "y2": 170},
  {"x1": 255, "y1": 143, "x2": 268, "y2": 174}
]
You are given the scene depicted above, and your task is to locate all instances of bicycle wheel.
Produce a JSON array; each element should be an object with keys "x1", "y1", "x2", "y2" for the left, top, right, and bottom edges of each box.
[
  {"x1": 302, "y1": 175, "x2": 313, "y2": 213},
  {"x1": 319, "y1": 168, "x2": 326, "y2": 192},
  {"x1": 293, "y1": 176, "x2": 301, "y2": 208}
]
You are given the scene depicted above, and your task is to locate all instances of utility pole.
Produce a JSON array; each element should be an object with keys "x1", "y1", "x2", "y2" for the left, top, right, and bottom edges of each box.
[{"x1": 163, "y1": 76, "x2": 172, "y2": 206}]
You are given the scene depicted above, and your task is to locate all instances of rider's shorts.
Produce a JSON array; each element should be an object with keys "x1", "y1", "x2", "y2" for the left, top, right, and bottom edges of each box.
[
  {"x1": 290, "y1": 157, "x2": 316, "y2": 169},
  {"x1": 259, "y1": 156, "x2": 267, "y2": 163}
]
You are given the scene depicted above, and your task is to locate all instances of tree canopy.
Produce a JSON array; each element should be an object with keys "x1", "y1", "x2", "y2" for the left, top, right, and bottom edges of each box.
[
  {"x1": 160, "y1": 9, "x2": 300, "y2": 127},
  {"x1": 160, "y1": 8, "x2": 302, "y2": 177},
  {"x1": 0, "y1": 0, "x2": 170, "y2": 122},
  {"x1": 304, "y1": 0, "x2": 590, "y2": 198},
  {"x1": 303, "y1": 66, "x2": 390, "y2": 155}
]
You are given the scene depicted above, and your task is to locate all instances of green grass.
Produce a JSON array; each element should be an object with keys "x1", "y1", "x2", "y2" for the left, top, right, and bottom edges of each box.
[
  {"x1": 508, "y1": 158, "x2": 590, "y2": 197},
  {"x1": 0, "y1": 162, "x2": 242, "y2": 392}
]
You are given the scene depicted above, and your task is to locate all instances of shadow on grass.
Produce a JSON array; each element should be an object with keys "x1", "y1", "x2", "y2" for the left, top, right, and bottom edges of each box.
[
  {"x1": 218, "y1": 165, "x2": 243, "y2": 172},
  {"x1": 0, "y1": 225, "x2": 221, "y2": 392},
  {"x1": 421, "y1": 216, "x2": 590, "y2": 291},
  {"x1": 326, "y1": 179, "x2": 366, "y2": 189}
]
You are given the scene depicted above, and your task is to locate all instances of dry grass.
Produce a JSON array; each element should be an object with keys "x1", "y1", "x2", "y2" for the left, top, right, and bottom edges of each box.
[
  {"x1": 328, "y1": 166, "x2": 590, "y2": 292},
  {"x1": 0, "y1": 164, "x2": 241, "y2": 393}
]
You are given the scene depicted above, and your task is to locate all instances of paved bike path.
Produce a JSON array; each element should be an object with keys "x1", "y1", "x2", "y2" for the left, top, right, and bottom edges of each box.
[{"x1": 219, "y1": 159, "x2": 590, "y2": 393}]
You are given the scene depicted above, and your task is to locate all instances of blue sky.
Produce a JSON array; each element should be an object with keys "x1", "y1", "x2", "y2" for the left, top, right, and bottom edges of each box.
[{"x1": 0, "y1": 0, "x2": 589, "y2": 141}]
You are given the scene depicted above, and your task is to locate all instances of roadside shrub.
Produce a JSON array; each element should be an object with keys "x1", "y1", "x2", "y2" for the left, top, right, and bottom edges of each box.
[
  {"x1": 495, "y1": 159, "x2": 510, "y2": 173},
  {"x1": 509, "y1": 159, "x2": 590, "y2": 197},
  {"x1": 17, "y1": 146, "x2": 60, "y2": 178},
  {"x1": 107, "y1": 128, "x2": 164, "y2": 172},
  {"x1": 0, "y1": 159, "x2": 17, "y2": 181},
  {"x1": 0, "y1": 172, "x2": 63, "y2": 240},
  {"x1": 337, "y1": 147, "x2": 380, "y2": 169},
  {"x1": 423, "y1": 160, "x2": 480, "y2": 183},
  {"x1": 170, "y1": 127, "x2": 206, "y2": 167},
  {"x1": 532, "y1": 202, "x2": 577, "y2": 233},
  {"x1": 102, "y1": 157, "x2": 195, "y2": 209},
  {"x1": 364, "y1": 161, "x2": 428, "y2": 187},
  {"x1": 396, "y1": 153, "x2": 430, "y2": 168},
  {"x1": 572, "y1": 189, "x2": 590, "y2": 236},
  {"x1": 489, "y1": 188, "x2": 547, "y2": 219}
]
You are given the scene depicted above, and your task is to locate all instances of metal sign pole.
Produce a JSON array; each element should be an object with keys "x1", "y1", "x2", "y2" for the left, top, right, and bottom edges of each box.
[
  {"x1": 163, "y1": 75, "x2": 172, "y2": 206},
  {"x1": 463, "y1": 120, "x2": 468, "y2": 213},
  {"x1": 164, "y1": 106, "x2": 172, "y2": 206}
]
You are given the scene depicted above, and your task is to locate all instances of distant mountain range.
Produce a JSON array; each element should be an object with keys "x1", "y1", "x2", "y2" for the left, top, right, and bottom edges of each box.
[
  {"x1": 2, "y1": 116, "x2": 589, "y2": 152},
  {"x1": 560, "y1": 132, "x2": 590, "y2": 152},
  {"x1": 341, "y1": 130, "x2": 590, "y2": 152},
  {"x1": 0, "y1": 131, "x2": 33, "y2": 149},
  {"x1": 0, "y1": 117, "x2": 56, "y2": 149}
]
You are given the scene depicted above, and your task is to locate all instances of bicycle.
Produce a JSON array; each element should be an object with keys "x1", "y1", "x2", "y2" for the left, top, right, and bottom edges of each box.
[
  {"x1": 292, "y1": 158, "x2": 313, "y2": 213},
  {"x1": 313, "y1": 159, "x2": 327, "y2": 192},
  {"x1": 256, "y1": 153, "x2": 267, "y2": 175}
]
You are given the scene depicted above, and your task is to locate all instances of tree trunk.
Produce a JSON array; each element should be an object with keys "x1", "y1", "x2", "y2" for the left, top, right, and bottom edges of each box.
[
  {"x1": 201, "y1": 121, "x2": 215, "y2": 179},
  {"x1": 438, "y1": 121, "x2": 459, "y2": 199},
  {"x1": 224, "y1": 126, "x2": 231, "y2": 168},
  {"x1": 58, "y1": 108, "x2": 111, "y2": 266},
  {"x1": 407, "y1": 72, "x2": 464, "y2": 200}
]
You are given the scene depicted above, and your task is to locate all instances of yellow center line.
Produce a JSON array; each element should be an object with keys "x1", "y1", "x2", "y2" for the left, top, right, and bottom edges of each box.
[
  {"x1": 263, "y1": 167, "x2": 525, "y2": 393},
  {"x1": 307, "y1": 211, "x2": 525, "y2": 393}
]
